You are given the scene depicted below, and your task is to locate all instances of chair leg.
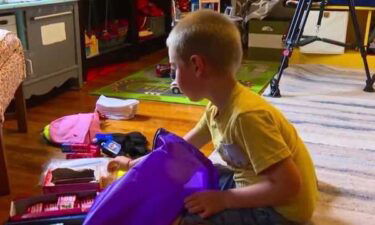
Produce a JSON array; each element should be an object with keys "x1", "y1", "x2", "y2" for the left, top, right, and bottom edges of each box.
[
  {"x1": 0, "y1": 125, "x2": 10, "y2": 196},
  {"x1": 14, "y1": 84, "x2": 27, "y2": 133}
]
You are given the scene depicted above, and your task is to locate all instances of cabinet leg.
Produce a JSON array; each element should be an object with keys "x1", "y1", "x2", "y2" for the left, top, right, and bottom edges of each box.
[
  {"x1": 14, "y1": 85, "x2": 27, "y2": 133},
  {"x1": 0, "y1": 126, "x2": 10, "y2": 196}
]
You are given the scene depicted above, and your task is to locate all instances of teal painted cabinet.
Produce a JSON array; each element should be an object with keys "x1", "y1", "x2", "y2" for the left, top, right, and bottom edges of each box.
[{"x1": 0, "y1": 0, "x2": 82, "y2": 99}]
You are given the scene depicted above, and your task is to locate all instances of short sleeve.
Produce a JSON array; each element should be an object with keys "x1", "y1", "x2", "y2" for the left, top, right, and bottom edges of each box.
[
  {"x1": 192, "y1": 109, "x2": 211, "y2": 138},
  {"x1": 236, "y1": 111, "x2": 291, "y2": 175}
]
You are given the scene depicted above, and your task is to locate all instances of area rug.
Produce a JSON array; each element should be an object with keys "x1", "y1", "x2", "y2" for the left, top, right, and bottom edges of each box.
[
  {"x1": 262, "y1": 64, "x2": 375, "y2": 225},
  {"x1": 91, "y1": 60, "x2": 278, "y2": 106}
]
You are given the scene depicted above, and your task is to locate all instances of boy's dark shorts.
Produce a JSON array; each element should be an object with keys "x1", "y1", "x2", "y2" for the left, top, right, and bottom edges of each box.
[{"x1": 179, "y1": 164, "x2": 297, "y2": 225}]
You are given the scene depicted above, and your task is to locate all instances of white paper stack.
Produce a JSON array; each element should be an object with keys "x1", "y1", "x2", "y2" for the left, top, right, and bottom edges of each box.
[{"x1": 95, "y1": 95, "x2": 139, "y2": 120}]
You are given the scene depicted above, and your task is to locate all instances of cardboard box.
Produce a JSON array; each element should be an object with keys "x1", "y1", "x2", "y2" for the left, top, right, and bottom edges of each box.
[
  {"x1": 42, "y1": 168, "x2": 101, "y2": 194},
  {"x1": 41, "y1": 158, "x2": 109, "y2": 194}
]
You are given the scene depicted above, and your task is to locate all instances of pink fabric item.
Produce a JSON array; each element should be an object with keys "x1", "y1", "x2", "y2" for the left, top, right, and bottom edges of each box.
[{"x1": 50, "y1": 113, "x2": 101, "y2": 144}]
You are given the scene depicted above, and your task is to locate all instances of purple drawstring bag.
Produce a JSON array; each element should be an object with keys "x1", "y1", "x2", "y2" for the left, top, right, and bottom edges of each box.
[{"x1": 83, "y1": 128, "x2": 219, "y2": 225}]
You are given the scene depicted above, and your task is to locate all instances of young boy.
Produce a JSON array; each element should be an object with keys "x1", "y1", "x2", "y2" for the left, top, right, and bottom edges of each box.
[{"x1": 109, "y1": 10, "x2": 318, "y2": 225}]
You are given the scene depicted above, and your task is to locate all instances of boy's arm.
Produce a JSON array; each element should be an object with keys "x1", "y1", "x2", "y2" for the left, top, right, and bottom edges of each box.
[
  {"x1": 108, "y1": 112, "x2": 211, "y2": 172},
  {"x1": 224, "y1": 156, "x2": 301, "y2": 208},
  {"x1": 185, "y1": 111, "x2": 302, "y2": 218},
  {"x1": 109, "y1": 112, "x2": 211, "y2": 172},
  {"x1": 183, "y1": 112, "x2": 211, "y2": 149},
  {"x1": 107, "y1": 155, "x2": 147, "y2": 172},
  {"x1": 226, "y1": 111, "x2": 302, "y2": 206},
  {"x1": 185, "y1": 157, "x2": 301, "y2": 218},
  {"x1": 184, "y1": 127, "x2": 211, "y2": 149}
]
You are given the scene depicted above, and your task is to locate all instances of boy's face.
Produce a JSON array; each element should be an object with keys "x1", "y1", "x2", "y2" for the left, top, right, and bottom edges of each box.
[{"x1": 169, "y1": 48, "x2": 204, "y2": 101}]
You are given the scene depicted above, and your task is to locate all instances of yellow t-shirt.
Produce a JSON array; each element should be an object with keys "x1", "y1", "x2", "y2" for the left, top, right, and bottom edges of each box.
[{"x1": 194, "y1": 82, "x2": 318, "y2": 223}]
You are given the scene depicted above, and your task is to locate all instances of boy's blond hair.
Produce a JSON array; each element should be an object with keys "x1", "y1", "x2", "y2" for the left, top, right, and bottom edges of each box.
[{"x1": 166, "y1": 10, "x2": 243, "y2": 74}]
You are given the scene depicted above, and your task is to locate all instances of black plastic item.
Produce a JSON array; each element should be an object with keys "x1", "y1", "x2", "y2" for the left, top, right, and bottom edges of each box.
[
  {"x1": 96, "y1": 132, "x2": 149, "y2": 158},
  {"x1": 118, "y1": 132, "x2": 149, "y2": 158}
]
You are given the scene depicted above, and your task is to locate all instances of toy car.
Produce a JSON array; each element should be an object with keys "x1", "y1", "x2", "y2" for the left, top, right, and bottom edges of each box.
[
  {"x1": 170, "y1": 81, "x2": 182, "y2": 94},
  {"x1": 155, "y1": 63, "x2": 171, "y2": 78},
  {"x1": 169, "y1": 70, "x2": 182, "y2": 94}
]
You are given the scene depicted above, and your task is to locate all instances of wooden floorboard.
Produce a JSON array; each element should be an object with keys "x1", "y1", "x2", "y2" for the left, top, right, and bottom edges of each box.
[{"x1": 0, "y1": 49, "x2": 212, "y2": 223}]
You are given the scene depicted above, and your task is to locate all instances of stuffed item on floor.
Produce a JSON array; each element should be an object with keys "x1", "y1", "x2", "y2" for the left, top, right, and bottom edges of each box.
[
  {"x1": 83, "y1": 128, "x2": 218, "y2": 225},
  {"x1": 42, "y1": 112, "x2": 101, "y2": 145}
]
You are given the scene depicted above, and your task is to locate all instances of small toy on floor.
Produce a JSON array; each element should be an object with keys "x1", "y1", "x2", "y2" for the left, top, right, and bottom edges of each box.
[
  {"x1": 155, "y1": 63, "x2": 171, "y2": 78},
  {"x1": 61, "y1": 143, "x2": 101, "y2": 159},
  {"x1": 170, "y1": 69, "x2": 183, "y2": 94}
]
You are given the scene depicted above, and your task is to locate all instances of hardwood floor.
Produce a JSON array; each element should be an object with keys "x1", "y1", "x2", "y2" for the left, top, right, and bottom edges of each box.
[{"x1": 0, "y1": 49, "x2": 212, "y2": 223}]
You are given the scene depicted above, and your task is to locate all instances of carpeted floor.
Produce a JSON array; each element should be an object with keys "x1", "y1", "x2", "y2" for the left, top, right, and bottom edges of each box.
[
  {"x1": 91, "y1": 60, "x2": 278, "y2": 106},
  {"x1": 262, "y1": 64, "x2": 375, "y2": 225}
]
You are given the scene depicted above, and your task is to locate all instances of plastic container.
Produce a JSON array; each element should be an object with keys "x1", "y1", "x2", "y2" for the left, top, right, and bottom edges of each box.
[
  {"x1": 61, "y1": 143, "x2": 100, "y2": 153},
  {"x1": 95, "y1": 95, "x2": 139, "y2": 120}
]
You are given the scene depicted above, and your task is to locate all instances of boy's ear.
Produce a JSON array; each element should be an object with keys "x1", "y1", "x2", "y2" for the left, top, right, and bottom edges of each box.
[{"x1": 190, "y1": 55, "x2": 205, "y2": 78}]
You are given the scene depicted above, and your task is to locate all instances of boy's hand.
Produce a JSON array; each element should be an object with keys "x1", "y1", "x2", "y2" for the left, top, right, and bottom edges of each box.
[
  {"x1": 107, "y1": 156, "x2": 132, "y2": 173},
  {"x1": 184, "y1": 190, "x2": 228, "y2": 218}
]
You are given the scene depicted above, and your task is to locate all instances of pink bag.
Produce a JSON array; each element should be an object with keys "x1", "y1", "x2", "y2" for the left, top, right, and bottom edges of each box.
[{"x1": 46, "y1": 112, "x2": 101, "y2": 144}]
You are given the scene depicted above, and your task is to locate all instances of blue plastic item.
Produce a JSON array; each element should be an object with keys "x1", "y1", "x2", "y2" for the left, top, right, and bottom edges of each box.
[
  {"x1": 101, "y1": 140, "x2": 122, "y2": 156},
  {"x1": 93, "y1": 133, "x2": 114, "y2": 143},
  {"x1": 83, "y1": 128, "x2": 219, "y2": 225}
]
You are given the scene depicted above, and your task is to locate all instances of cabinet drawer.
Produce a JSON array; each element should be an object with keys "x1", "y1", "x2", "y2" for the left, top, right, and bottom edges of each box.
[
  {"x1": 25, "y1": 4, "x2": 73, "y2": 18},
  {"x1": 248, "y1": 20, "x2": 289, "y2": 49},
  {"x1": 0, "y1": 14, "x2": 17, "y2": 34},
  {"x1": 248, "y1": 20, "x2": 289, "y2": 35},
  {"x1": 25, "y1": 4, "x2": 77, "y2": 78},
  {"x1": 247, "y1": 20, "x2": 288, "y2": 61}
]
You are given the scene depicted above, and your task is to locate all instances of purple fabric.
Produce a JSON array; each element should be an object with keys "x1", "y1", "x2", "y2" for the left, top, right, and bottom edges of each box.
[{"x1": 83, "y1": 128, "x2": 218, "y2": 225}]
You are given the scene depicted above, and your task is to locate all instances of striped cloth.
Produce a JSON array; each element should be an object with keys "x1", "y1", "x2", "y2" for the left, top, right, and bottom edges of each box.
[{"x1": 263, "y1": 64, "x2": 375, "y2": 225}]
